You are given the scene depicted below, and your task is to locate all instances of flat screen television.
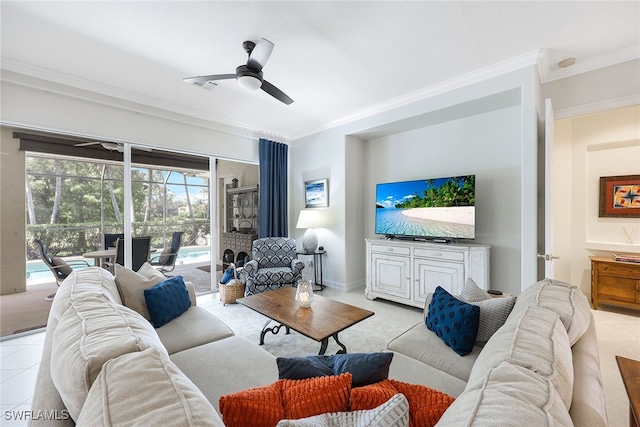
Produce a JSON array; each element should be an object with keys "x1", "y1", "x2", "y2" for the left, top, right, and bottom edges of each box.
[{"x1": 375, "y1": 174, "x2": 475, "y2": 241}]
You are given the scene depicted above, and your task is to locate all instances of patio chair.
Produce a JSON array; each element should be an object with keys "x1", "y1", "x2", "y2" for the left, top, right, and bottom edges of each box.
[
  {"x1": 33, "y1": 239, "x2": 89, "y2": 300},
  {"x1": 103, "y1": 236, "x2": 152, "y2": 273},
  {"x1": 103, "y1": 233, "x2": 124, "y2": 249},
  {"x1": 150, "y1": 231, "x2": 184, "y2": 275},
  {"x1": 243, "y1": 237, "x2": 305, "y2": 295}
]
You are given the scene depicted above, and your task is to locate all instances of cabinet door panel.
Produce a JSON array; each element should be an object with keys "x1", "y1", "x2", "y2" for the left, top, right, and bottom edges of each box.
[
  {"x1": 598, "y1": 276, "x2": 638, "y2": 303},
  {"x1": 371, "y1": 254, "x2": 411, "y2": 299},
  {"x1": 414, "y1": 259, "x2": 464, "y2": 304}
]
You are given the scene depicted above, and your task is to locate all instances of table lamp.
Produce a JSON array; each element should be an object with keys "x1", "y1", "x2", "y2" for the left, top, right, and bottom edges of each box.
[{"x1": 296, "y1": 209, "x2": 323, "y2": 254}]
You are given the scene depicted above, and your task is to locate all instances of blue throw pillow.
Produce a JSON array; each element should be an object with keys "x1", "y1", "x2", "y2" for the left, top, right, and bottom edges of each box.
[
  {"x1": 276, "y1": 352, "x2": 394, "y2": 387},
  {"x1": 144, "y1": 276, "x2": 191, "y2": 328},
  {"x1": 425, "y1": 286, "x2": 480, "y2": 356}
]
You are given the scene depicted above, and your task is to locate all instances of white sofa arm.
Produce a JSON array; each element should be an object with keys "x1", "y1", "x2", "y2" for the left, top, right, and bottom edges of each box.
[{"x1": 185, "y1": 281, "x2": 197, "y2": 306}]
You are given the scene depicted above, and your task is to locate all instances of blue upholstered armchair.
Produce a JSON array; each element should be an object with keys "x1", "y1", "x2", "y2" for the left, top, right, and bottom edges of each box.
[{"x1": 243, "y1": 237, "x2": 305, "y2": 295}]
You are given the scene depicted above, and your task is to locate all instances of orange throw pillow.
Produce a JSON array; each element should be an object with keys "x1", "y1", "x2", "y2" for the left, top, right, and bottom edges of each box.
[
  {"x1": 282, "y1": 373, "x2": 352, "y2": 419},
  {"x1": 351, "y1": 379, "x2": 455, "y2": 427},
  {"x1": 219, "y1": 373, "x2": 352, "y2": 427},
  {"x1": 219, "y1": 380, "x2": 284, "y2": 427}
]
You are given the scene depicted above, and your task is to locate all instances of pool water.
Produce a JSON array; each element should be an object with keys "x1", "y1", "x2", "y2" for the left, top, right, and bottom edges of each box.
[{"x1": 27, "y1": 245, "x2": 211, "y2": 285}]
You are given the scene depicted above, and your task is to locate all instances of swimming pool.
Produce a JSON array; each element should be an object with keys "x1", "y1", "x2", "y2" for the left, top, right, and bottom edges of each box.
[{"x1": 26, "y1": 245, "x2": 211, "y2": 285}]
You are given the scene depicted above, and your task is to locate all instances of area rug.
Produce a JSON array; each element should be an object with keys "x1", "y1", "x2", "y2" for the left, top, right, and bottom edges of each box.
[
  {"x1": 198, "y1": 294, "x2": 414, "y2": 358},
  {"x1": 0, "y1": 282, "x2": 57, "y2": 337}
]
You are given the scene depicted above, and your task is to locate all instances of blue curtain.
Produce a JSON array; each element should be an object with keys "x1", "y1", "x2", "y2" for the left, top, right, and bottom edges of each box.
[{"x1": 258, "y1": 139, "x2": 288, "y2": 237}]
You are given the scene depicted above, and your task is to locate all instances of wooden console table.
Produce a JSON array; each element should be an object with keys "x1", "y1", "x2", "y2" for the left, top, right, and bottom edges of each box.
[
  {"x1": 590, "y1": 256, "x2": 640, "y2": 310},
  {"x1": 616, "y1": 356, "x2": 640, "y2": 427}
]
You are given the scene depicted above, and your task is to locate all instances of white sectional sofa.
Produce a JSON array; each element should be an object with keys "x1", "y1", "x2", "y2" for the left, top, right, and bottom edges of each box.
[
  {"x1": 30, "y1": 266, "x2": 607, "y2": 426},
  {"x1": 386, "y1": 278, "x2": 608, "y2": 426},
  {"x1": 29, "y1": 267, "x2": 278, "y2": 426}
]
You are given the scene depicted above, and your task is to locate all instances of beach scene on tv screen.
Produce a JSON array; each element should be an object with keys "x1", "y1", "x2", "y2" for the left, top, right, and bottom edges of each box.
[{"x1": 376, "y1": 175, "x2": 475, "y2": 238}]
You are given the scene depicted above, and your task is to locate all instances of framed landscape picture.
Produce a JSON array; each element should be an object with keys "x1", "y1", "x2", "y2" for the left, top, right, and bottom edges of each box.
[
  {"x1": 305, "y1": 179, "x2": 328, "y2": 208},
  {"x1": 599, "y1": 174, "x2": 640, "y2": 218}
]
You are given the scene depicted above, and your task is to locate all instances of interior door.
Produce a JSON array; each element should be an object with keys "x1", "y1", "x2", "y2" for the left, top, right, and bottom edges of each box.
[{"x1": 538, "y1": 98, "x2": 558, "y2": 278}]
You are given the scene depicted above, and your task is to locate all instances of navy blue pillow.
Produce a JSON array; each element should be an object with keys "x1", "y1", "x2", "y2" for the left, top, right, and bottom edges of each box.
[
  {"x1": 277, "y1": 352, "x2": 394, "y2": 387},
  {"x1": 426, "y1": 286, "x2": 480, "y2": 356},
  {"x1": 144, "y1": 276, "x2": 191, "y2": 328}
]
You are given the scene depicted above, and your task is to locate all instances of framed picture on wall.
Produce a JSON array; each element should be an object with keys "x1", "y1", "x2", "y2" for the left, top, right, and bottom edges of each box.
[
  {"x1": 599, "y1": 174, "x2": 640, "y2": 218},
  {"x1": 305, "y1": 179, "x2": 329, "y2": 208}
]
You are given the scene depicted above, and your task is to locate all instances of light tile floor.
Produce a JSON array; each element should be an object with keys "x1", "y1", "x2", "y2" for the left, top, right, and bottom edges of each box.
[{"x1": 1, "y1": 290, "x2": 638, "y2": 427}]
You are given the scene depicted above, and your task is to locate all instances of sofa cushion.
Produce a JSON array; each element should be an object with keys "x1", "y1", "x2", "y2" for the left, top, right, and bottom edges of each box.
[
  {"x1": 467, "y1": 306, "x2": 574, "y2": 409},
  {"x1": 156, "y1": 306, "x2": 234, "y2": 354},
  {"x1": 219, "y1": 373, "x2": 352, "y2": 427},
  {"x1": 77, "y1": 347, "x2": 224, "y2": 426},
  {"x1": 51, "y1": 296, "x2": 165, "y2": 421},
  {"x1": 435, "y1": 362, "x2": 574, "y2": 427},
  {"x1": 51, "y1": 267, "x2": 122, "y2": 320},
  {"x1": 511, "y1": 278, "x2": 591, "y2": 345},
  {"x1": 386, "y1": 322, "x2": 481, "y2": 382},
  {"x1": 170, "y1": 336, "x2": 278, "y2": 412},
  {"x1": 114, "y1": 263, "x2": 165, "y2": 321},
  {"x1": 277, "y1": 352, "x2": 393, "y2": 387},
  {"x1": 351, "y1": 379, "x2": 454, "y2": 427},
  {"x1": 144, "y1": 275, "x2": 192, "y2": 327},
  {"x1": 426, "y1": 286, "x2": 480, "y2": 356},
  {"x1": 276, "y1": 394, "x2": 409, "y2": 427},
  {"x1": 386, "y1": 351, "x2": 468, "y2": 398},
  {"x1": 458, "y1": 279, "x2": 516, "y2": 345}
]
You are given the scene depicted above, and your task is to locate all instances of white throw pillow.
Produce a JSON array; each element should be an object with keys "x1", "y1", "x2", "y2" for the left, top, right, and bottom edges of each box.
[
  {"x1": 78, "y1": 347, "x2": 224, "y2": 427},
  {"x1": 458, "y1": 278, "x2": 516, "y2": 345},
  {"x1": 276, "y1": 393, "x2": 409, "y2": 427},
  {"x1": 114, "y1": 263, "x2": 165, "y2": 321}
]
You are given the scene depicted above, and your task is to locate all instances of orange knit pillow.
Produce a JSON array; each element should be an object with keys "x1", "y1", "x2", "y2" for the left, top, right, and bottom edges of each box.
[
  {"x1": 219, "y1": 373, "x2": 352, "y2": 427},
  {"x1": 349, "y1": 379, "x2": 399, "y2": 410},
  {"x1": 282, "y1": 373, "x2": 352, "y2": 419},
  {"x1": 219, "y1": 380, "x2": 284, "y2": 427},
  {"x1": 351, "y1": 379, "x2": 455, "y2": 427}
]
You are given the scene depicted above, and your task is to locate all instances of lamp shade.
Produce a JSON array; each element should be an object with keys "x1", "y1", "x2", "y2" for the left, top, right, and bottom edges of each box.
[{"x1": 296, "y1": 209, "x2": 324, "y2": 229}]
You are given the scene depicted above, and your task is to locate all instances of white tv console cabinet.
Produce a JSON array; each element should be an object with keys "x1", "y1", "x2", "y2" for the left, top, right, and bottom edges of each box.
[{"x1": 365, "y1": 239, "x2": 490, "y2": 308}]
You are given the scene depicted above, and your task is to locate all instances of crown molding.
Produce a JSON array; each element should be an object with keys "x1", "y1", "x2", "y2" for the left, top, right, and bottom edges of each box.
[
  {"x1": 539, "y1": 44, "x2": 640, "y2": 83},
  {"x1": 291, "y1": 50, "x2": 543, "y2": 140},
  {"x1": 1, "y1": 59, "x2": 292, "y2": 143},
  {"x1": 553, "y1": 94, "x2": 640, "y2": 120}
]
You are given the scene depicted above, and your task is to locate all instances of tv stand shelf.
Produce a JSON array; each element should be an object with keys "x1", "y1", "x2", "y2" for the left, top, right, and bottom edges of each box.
[{"x1": 365, "y1": 239, "x2": 490, "y2": 308}]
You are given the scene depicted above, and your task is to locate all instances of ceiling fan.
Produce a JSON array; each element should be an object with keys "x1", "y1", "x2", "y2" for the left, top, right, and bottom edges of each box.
[
  {"x1": 183, "y1": 38, "x2": 294, "y2": 105},
  {"x1": 74, "y1": 142, "x2": 152, "y2": 152}
]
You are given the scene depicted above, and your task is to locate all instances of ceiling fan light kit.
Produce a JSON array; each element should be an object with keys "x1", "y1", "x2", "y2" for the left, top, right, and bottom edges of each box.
[
  {"x1": 236, "y1": 66, "x2": 263, "y2": 91},
  {"x1": 184, "y1": 38, "x2": 293, "y2": 104}
]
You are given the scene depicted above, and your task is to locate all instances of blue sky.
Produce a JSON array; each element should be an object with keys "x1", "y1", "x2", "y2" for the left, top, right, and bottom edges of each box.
[{"x1": 376, "y1": 178, "x2": 449, "y2": 208}]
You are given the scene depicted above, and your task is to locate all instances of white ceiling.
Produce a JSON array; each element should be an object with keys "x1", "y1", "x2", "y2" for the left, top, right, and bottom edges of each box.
[{"x1": 1, "y1": 1, "x2": 639, "y2": 141}]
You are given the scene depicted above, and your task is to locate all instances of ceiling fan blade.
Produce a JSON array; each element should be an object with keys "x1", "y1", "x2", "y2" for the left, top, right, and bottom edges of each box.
[
  {"x1": 261, "y1": 80, "x2": 294, "y2": 105},
  {"x1": 74, "y1": 141, "x2": 101, "y2": 147},
  {"x1": 183, "y1": 74, "x2": 236, "y2": 84},
  {"x1": 247, "y1": 38, "x2": 274, "y2": 71}
]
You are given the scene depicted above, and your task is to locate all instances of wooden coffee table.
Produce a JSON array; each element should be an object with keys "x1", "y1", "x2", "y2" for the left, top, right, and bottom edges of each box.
[{"x1": 237, "y1": 286, "x2": 374, "y2": 355}]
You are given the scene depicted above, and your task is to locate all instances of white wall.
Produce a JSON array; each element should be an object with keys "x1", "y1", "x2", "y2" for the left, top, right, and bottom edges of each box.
[
  {"x1": 364, "y1": 105, "x2": 522, "y2": 294},
  {"x1": 291, "y1": 66, "x2": 541, "y2": 295},
  {"x1": 1, "y1": 73, "x2": 261, "y2": 162},
  {"x1": 553, "y1": 105, "x2": 640, "y2": 297}
]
